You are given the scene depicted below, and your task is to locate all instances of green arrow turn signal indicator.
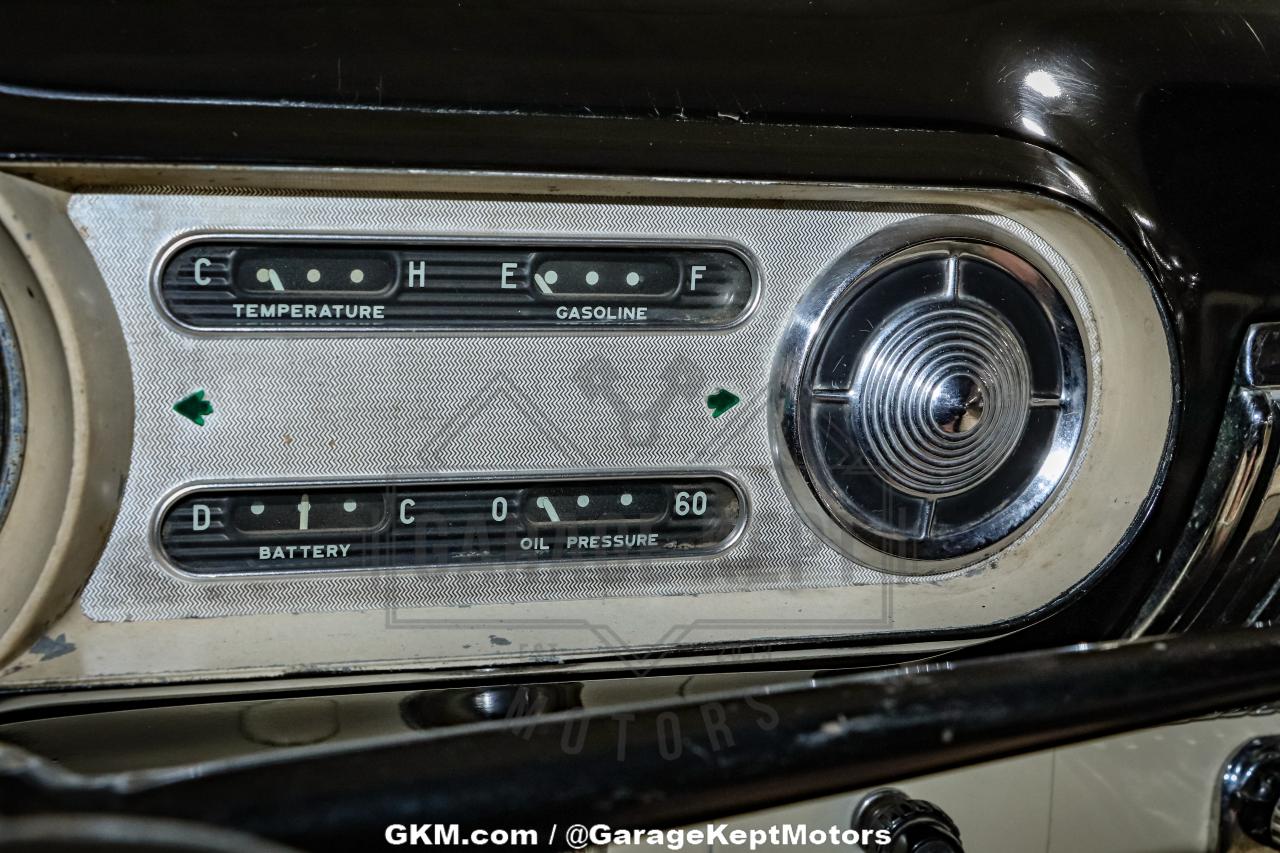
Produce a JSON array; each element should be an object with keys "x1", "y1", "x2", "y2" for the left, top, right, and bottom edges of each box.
[
  {"x1": 706, "y1": 388, "x2": 740, "y2": 418},
  {"x1": 173, "y1": 390, "x2": 213, "y2": 426}
]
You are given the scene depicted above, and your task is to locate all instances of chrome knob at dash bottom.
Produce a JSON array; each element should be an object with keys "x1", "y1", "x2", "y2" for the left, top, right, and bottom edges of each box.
[{"x1": 1219, "y1": 737, "x2": 1280, "y2": 851}]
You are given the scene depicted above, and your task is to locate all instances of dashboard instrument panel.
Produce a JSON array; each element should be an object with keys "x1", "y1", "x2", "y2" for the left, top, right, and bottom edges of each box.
[{"x1": 0, "y1": 168, "x2": 1175, "y2": 687}]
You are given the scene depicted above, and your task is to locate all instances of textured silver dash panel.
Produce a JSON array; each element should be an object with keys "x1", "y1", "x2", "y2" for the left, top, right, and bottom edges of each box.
[{"x1": 72, "y1": 194, "x2": 1083, "y2": 622}]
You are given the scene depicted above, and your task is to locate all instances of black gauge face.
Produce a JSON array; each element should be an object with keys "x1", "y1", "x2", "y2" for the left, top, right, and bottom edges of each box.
[
  {"x1": 158, "y1": 475, "x2": 743, "y2": 574},
  {"x1": 158, "y1": 241, "x2": 754, "y2": 331}
]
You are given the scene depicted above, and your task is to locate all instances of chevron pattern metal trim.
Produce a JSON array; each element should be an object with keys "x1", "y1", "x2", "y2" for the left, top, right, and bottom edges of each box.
[{"x1": 71, "y1": 193, "x2": 1091, "y2": 622}]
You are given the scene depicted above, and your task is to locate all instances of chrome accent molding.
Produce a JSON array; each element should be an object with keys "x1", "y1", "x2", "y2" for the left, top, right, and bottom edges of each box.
[
  {"x1": 0, "y1": 291, "x2": 24, "y2": 530},
  {"x1": 1133, "y1": 324, "x2": 1280, "y2": 636}
]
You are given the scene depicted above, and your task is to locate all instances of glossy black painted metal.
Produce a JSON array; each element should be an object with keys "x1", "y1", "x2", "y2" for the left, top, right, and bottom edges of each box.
[{"x1": 4, "y1": 627, "x2": 1280, "y2": 849}]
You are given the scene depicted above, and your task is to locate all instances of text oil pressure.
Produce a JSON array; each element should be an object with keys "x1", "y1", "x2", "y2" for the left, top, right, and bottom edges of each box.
[{"x1": 157, "y1": 475, "x2": 744, "y2": 575}]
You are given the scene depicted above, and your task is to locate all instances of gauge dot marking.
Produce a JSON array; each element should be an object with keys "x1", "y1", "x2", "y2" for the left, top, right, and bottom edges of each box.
[
  {"x1": 620, "y1": 493, "x2": 633, "y2": 506},
  {"x1": 585, "y1": 270, "x2": 600, "y2": 286},
  {"x1": 343, "y1": 499, "x2": 357, "y2": 512},
  {"x1": 250, "y1": 501, "x2": 265, "y2": 515},
  {"x1": 577, "y1": 495, "x2": 590, "y2": 507},
  {"x1": 307, "y1": 268, "x2": 321, "y2": 283},
  {"x1": 626, "y1": 271, "x2": 640, "y2": 286}
]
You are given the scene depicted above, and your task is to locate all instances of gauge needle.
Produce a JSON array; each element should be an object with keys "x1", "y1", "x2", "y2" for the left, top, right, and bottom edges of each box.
[
  {"x1": 535, "y1": 496, "x2": 560, "y2": 522},
  {"x1": 533, "y1": 273, "x2": 554, "y2": 295},
  {"x1": 267, "y1": 270, "x2": 285, "y2": 291}
]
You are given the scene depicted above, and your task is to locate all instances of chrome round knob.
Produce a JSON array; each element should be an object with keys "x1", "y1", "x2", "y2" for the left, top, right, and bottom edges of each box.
[
  {"x1": 849, "y1": 302, "x2": 1032, "y2": 498},
  {"x1": 772, "y1": 239, "x2": 1087, "y2": 569}
]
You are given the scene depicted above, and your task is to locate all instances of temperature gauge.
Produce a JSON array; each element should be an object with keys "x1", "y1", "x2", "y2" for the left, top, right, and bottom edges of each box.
[
  {"x1": 234, "y1": 248, "x2": 395, "y2": 296},
  {"x1": 158, "y1": 240, "x2": 754, "y2": 330}
]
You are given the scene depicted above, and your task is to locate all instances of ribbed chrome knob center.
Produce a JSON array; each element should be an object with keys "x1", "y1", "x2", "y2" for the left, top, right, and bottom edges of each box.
[
  {"x1": 929, "y1": 374, "x2": 985, "y2": 435},
  {"x1": 849, "y1": 302, "x2": 1032, "y2": 498}
]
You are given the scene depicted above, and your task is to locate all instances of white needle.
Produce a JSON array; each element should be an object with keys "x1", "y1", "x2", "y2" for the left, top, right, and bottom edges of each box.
[
  {"x1": 267, "y1": 269, "x2": 285, "y2": 291},
  {"x1": 535, "y1": 496, "x2": 560, "y2": 522}
]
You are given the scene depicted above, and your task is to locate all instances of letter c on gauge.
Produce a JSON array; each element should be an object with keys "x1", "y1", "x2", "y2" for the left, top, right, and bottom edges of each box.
[{"x1": 399, "y1": 498, "x2": 416, "y2": 525}]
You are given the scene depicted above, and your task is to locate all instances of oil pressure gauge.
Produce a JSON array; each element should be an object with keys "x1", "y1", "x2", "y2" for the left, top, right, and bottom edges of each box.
[{"x1": 157, "y1": 474, "x2": 745, "y2": 575}]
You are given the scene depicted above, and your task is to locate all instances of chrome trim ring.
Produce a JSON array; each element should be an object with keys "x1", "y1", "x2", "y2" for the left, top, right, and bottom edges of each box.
[
  {"x1": 0, "y1": 291, "x2": 24, "y2": 529},
  {"x1": 773, "y1": 236, "x2": 1088, "y2": 574}
]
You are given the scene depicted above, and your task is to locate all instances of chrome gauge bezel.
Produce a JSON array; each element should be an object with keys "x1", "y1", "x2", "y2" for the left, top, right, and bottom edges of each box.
[
  {"x1": 0, "y1": 291, "x2": 24, "y2": 529},
  {"x1": 771, "y1": 228, "x2": 1092, "y2": 576}
]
